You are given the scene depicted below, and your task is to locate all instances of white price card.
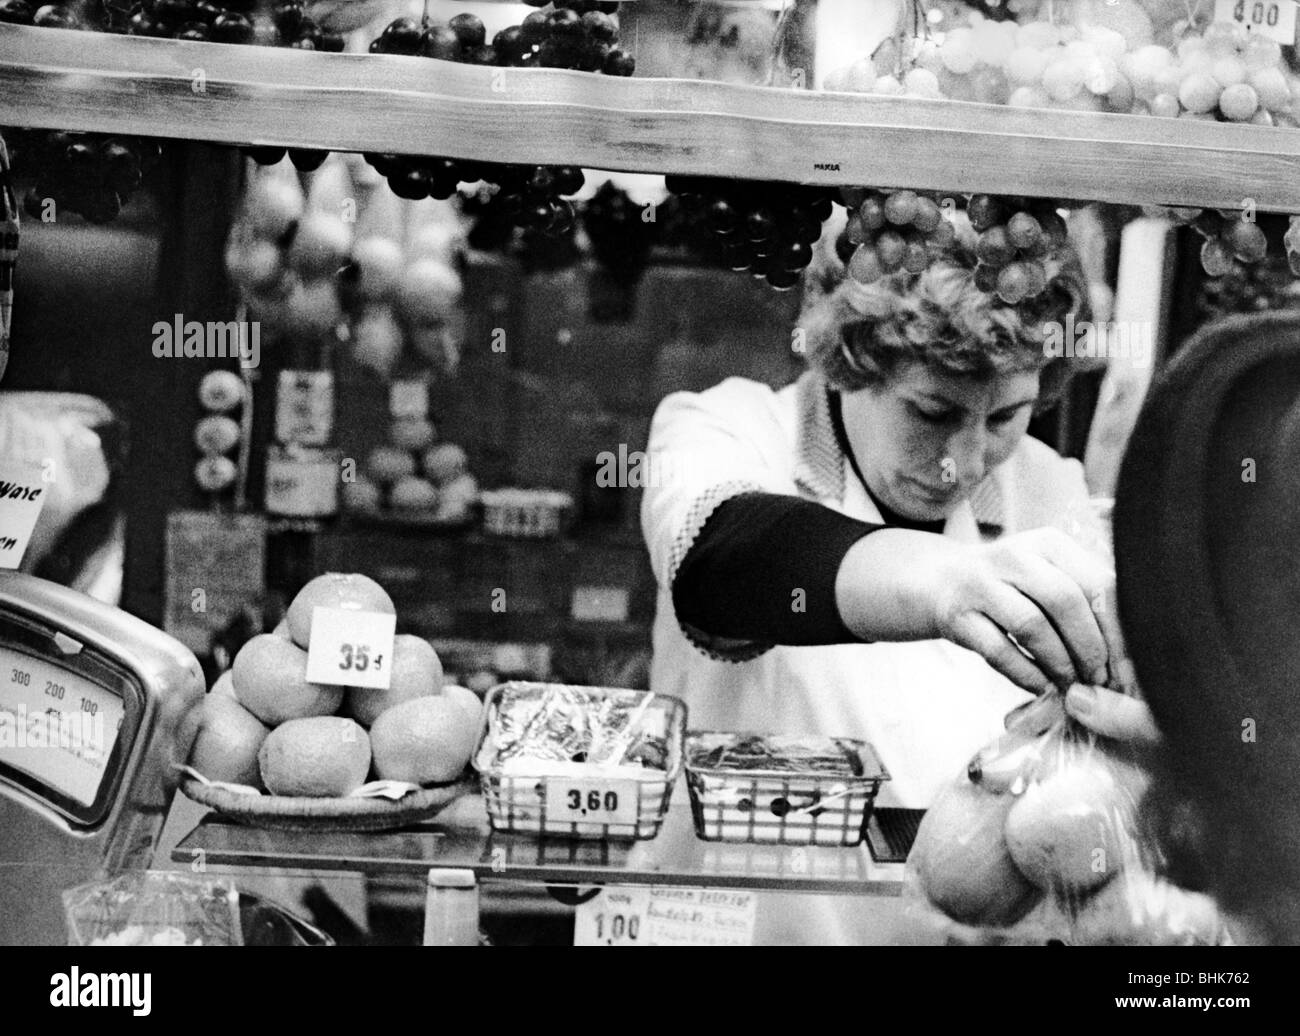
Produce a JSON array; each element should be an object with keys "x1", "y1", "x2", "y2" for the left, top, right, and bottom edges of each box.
[
  {"x1": 574, "y1": 887, "x2": 757, "y2": 947},
  {"x1": 545, "y1": 778, "x2": 639, "y2": 826},
  {"x1": 0, "y1": 463, "x2": 48, "y2": 570},
  {"x1": 304, "y1": 607, "x2": 396, "y2": 689},
  {"x1": 1214, "y1": 0, "x2": 1297, "y2": 44}
]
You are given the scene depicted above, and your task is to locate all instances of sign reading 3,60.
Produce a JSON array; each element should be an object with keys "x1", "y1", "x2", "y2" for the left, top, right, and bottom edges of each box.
[{"x1": 545, "y1": 778, "x2": 638, "y2": 826}]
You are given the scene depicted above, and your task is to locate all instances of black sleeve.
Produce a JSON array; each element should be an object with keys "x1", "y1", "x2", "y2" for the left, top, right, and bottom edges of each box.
[{"x1": 671, "y1": 492, "x2": 888, "y2": 646}]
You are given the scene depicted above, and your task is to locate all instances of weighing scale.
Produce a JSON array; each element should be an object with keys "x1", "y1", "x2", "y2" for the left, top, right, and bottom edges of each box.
[{"x1": 0, "y1": 571, "x2": 204, "y2": 945}]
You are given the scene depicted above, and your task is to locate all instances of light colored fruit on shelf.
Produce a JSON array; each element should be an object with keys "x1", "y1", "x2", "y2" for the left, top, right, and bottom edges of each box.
[
  {"x1": 350, "y1": 304, "x2": 404, "y2": 378},
  {"x1": 231, "y1": 633, "x2": 345, "y2": 724},
  {"x1": 304, "y1": 154, "x2": 354, "y2": 217},
  {"x1": 422, "y1": 443, "x2": 469, "y2": 486},
  {"x1": 198, "y1": 369, "x2": 245, "y2": 413},
  {"x1": 390, "y1": 475, "x2": 439, "y2": 511},
  {"x1": 435, "y1": 473, "x2": 479, "y2": 522},
  {"x1": 194, "y1": 455, "x2": 238, "y2": 493},
  {"x1": 210, "y1": 670, "x2": 238, "y2": 699},
  {"x1": 288, "y1": 212, "x2": 352, "y2": 278},
  {"x1": 398, "y1": 259, "x2": 463, "y2": 325},
  {"x1": 346, "y1": 634, "x2": 445, "y2": 728},
  {"x1": 194, "y1": 414, "x2": 241, "y2": 455},
  {"x1": 285, "y1": 572, "x2": 396, "y2": 650},
  {"x1": 440, "y1": 684, "x2": 484, "y2": 728},
  {"x1": 286, "y1": 277, "x2": 344, "y2": 336},
  {"x1": 259, "y1": 716, "x2": 372, "y2": 797},
  {"x1": 188, "y1": 694, "x2": 269, "y2": 788},
  {"x1": 369, "y1": 696, "x2": 478, "y2": 785},
  {"x1": 367, "y1": 444, "x2": 418, "y2": 486},
  {"x1": 242, "y1": 159, "x2": 304, "y2": 243},
  {"x1": 351, "y1": 237, "x2": 405, "y2": 303},
  {"x1": 341, "y1": 477, "x2": 382, "y2": 512},
  {"x1": 390, "y1": 417, "x2": 436, "y2": 452}
]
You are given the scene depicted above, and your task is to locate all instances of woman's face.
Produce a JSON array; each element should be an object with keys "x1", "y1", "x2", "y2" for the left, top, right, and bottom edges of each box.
[{"x1": 839, "y1": 362, "x2": 1041, "y2": 522}]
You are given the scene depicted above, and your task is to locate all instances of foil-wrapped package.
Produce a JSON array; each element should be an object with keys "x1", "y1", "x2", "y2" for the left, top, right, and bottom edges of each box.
[
  {"x1": 688, "y1": 733, "x2": 869, "y2": 777},
  {"x1": 478, "y1": 683, "x2": 671, "y2": 777}
]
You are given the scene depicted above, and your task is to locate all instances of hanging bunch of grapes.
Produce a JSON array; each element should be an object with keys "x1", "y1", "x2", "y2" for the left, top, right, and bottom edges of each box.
[
  {"x1": 369, "y1": 3, "x2": 631, "y2": 74},
  {"x1": 838, "y1": 187, "x2": 1068, "y2": 305},
  {"x1": 1163, "y1": 206, "x2": 1269, "y2": 278},
  {"x1": 7, "y1": 129, "x2": 162, "y2": 224},
  {"x1": 838, "y1": 187, "x2": 954, "y2": 284},
  {"x1": 663, "y1": 176, "x2": 835, "y2": 291}
]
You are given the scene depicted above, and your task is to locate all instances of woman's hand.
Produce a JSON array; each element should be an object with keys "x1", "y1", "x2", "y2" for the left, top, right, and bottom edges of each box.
[
  {"x1": 930, "y1": 527, "x2": 1127, "y2": 696},
  {"x1": 836, "y1": 526, "x2": 1131, "y2": 698}
]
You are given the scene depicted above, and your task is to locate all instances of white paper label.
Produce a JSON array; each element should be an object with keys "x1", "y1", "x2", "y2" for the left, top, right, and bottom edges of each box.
[
  {"x1": 570, "y1": 585, "x2": 630, "y2": 623},
  {"x1": 0, "y1": 463, "x2": 48, "y2": 570},
  {"x1": 1214, "y1": 0, "x2": 1297, "y2": 43},
  {"x1": 304, "y1": 606, "x2": 395, "y2": 689},
  {"x1": 574, "y1": 887, "x2": 757, "y2": 947},
  {"x1": 276, "y1": 370, "x2": 334, "y2": 445},
  {"x1": 545, "y1": 778, "x2": 638, "y2": 826}
]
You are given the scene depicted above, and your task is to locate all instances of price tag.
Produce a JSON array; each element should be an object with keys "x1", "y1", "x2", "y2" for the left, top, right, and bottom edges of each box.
[
  {"x1": 574, "y1": 888, "x2": 649, "y2": 946},
  {"x1": 574, "y1": 887, "x2": 757, "y2": 947},
  {"x1": 1214, "y1": 0, "x2": 1297, "y2": 44},
  {"x1": 0, "y1": 463, "x2": 47, "y2": 570},
  {"x1": 304, "y1": 606, "x2": 395, "y2": 689},
  {"x1": 275, "y1": 370, "x2": 334, "y2": 445},
  {"x1": 544, "y1": 778, "x2": 638, "y2": 826}
]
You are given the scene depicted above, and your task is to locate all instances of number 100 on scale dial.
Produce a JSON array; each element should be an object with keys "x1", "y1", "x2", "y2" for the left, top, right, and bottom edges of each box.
[{"x1": 545, "y1": 778, "x2": 639, "y2": 826}]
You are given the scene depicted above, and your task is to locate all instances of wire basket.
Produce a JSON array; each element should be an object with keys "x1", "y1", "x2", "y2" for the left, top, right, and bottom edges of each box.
[
  {"x1": 480, "y1": 489, "x2": 573, "y2": 539},
  {"x1": 685, "y1": 733, "x2": 890, "y2": 847},
  {"x1": 474, "y1": 682, "x2": 687, "y2": 840}
]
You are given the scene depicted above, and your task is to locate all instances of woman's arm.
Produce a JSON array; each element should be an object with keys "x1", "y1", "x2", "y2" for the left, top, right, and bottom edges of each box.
[{"x1": 672, "y1": 492, "x2": 888, "y2": 646}]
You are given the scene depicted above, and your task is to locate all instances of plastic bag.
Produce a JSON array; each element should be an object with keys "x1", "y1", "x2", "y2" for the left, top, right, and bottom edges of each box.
[
  {"x1": 63, "y1": 870, "x2": 243, "y2": 947},
  {"x1": 904, "y1": 691, "x2": 1227, "y2": 946}
]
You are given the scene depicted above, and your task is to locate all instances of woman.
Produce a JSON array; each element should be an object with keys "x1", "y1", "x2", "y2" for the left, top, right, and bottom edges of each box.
[{"x1": 641, "y1": 217, "x2": 1131, "y2": 943}]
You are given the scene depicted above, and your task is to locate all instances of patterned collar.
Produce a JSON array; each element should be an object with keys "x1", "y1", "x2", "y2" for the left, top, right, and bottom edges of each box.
[{"x1": 792, "y1": 371, "x2": 1006, "y2": 532}]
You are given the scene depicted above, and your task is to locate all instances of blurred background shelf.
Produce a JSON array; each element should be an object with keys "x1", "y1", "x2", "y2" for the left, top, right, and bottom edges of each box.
[{"x1": 4, "y1": 26, "x2": 1300, "y2": 211}]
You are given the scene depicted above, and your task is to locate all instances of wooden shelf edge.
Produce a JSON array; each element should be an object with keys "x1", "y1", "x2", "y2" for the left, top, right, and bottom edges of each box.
[{"x1": 3, "y1": 26, "x2": 1300, "y2": 211}]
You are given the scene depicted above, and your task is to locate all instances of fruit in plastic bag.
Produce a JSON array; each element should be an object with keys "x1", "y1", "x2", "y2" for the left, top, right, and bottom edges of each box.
[
  {"x1": 1071, "y1": 871, "x2": 1222, "y2": 946},
  {"x1": 1004, "y1": 757, "x2": 1128, "y2": 894},
  {"x1": 912, "y1": 777, "x2": 1043, "y2": 928}
]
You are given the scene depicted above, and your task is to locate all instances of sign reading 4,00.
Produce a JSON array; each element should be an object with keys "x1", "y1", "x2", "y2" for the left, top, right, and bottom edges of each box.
[
  {"x1": 1216, "y1": 0, "x2": 1297, "y2": 42},
  {"x1": 545, "y1": 778, "x2": 638, "y2": 826}
]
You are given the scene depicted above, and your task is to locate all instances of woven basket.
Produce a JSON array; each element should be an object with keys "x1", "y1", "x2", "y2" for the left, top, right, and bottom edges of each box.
[{"x1": 181, "y1": 774, "x2": 477, "y2": 833}]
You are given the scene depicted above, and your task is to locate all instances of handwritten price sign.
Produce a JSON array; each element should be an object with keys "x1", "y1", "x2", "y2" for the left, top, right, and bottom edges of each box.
[
  {"x1": 304, "y1": 607, "x2": 395, "y2": 689},
  {"x1": 1215, "y1": 0, "x2": 1298, "y2": 43}
]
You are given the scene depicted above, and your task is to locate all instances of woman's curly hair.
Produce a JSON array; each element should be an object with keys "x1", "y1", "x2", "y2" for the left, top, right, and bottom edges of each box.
[{"x1": 799, "y1": 208, "x2": 1089, "y2": 412}]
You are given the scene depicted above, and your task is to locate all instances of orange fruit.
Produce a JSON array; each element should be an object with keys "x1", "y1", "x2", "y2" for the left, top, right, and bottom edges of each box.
[
  {"x1": 911, "y1": 778, "x2": 1042, "y2": 928},
  {"x1": 258, "y1": 716, "x2": 372, "y2": 797},
  {"x1": 209, "y1": 670, "x2": 238, "y2": 700},
  {"x1": 231, "y1": 633, "x2": 344, "y2": 725},
  {"x1": 369, "y1": 696, "x2": 478, "y2": 785},
  {"x1": 188, "y1": 695, "x2": 270, "y2": 788},
  {"x1": 285, "y1": 572, "x2": 395, "y2": 650},
  {"x1": 440, "y1": 683, "x2": 484, "y2": 728},
  {"x1": 346, "y1": 634, "x2": 444, "y2": 728}
]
